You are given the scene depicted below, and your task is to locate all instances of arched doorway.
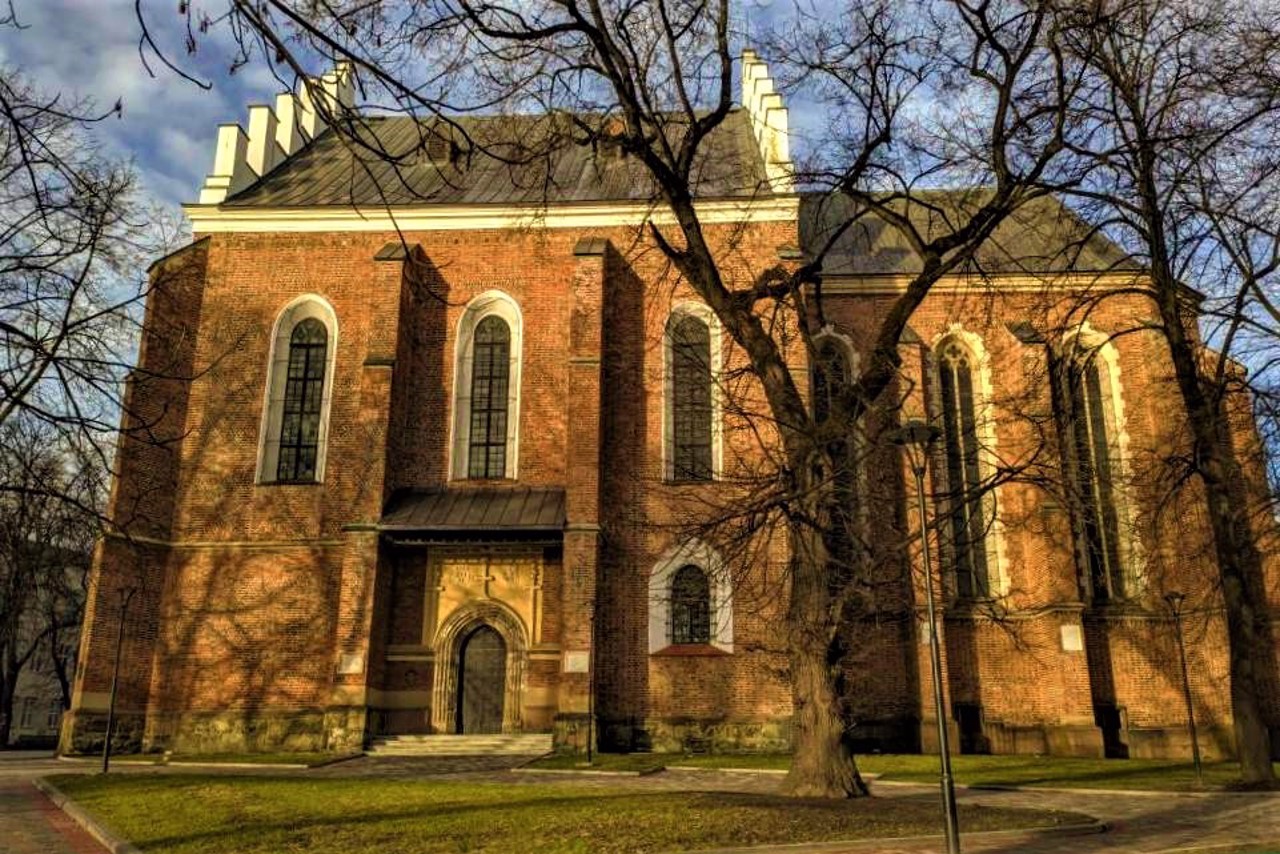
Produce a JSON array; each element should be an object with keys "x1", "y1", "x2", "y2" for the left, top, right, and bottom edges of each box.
[{"x1": 456, "y1": 625, "x2": 506, "y2": 733}]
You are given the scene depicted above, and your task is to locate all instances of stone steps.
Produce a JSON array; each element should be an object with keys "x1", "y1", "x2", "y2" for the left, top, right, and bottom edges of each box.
[{"x1": 365, "y1": 733, "x2": 554, "y2": 757}]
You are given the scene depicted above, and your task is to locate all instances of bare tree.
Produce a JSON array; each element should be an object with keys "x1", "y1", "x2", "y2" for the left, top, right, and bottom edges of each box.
[
  {"x1": 1, "y1": 38, "x2": 185, "y2": 520},
  {"x1": 0, "y1": 417, "x2": 99, "y2": 746},
  {"x1": 1054, "y1": 0, "x2": 1280, "y2": 783}
]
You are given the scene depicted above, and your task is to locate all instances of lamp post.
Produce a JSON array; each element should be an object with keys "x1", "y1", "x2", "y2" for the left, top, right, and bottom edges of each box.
[
  {"x1": 890, "y1": 420, "x2": 960, "y2": 854},
  {"x1": 102, "y1": 585, "x2": 137, "y2": 774},
  {"x1": 1164, "y1": 591, "x2": 1203, "y2": 785}
]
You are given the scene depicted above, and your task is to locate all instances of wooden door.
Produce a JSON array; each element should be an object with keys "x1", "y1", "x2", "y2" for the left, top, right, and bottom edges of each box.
[{"x1": 458, "y1": 625, "x2": 506, "y2": 733}]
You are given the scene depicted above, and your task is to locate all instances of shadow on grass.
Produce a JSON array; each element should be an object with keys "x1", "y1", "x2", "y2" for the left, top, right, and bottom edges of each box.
[{"x1": 51, "y1": 774, "x2": 1086, "y2": 854}]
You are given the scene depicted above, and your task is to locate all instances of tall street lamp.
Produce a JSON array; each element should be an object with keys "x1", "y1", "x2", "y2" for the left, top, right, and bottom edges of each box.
[
  {"x1": 102, "y1": 585, "x2": 137, "y2": 774},
  {"x1": 890, "y1": 419, "x2": 961, "y2": 854},
  {"x1": 1164, "y1": 591, "x2": 1203, "y2": 785}
]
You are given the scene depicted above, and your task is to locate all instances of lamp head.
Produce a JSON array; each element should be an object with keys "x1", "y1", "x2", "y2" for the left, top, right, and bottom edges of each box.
[{"x1": 889, "y1": 420, "x2": 941, "y2": 475}]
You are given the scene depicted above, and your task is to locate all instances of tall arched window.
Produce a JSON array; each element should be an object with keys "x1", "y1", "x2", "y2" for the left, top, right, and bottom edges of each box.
[
  {"x1": 277, "y1": 318, "x2": 329, "y2": 483},
  {"x1": 670, "y1": 564, "x2": 712, "y2": 645},
  {"x1": 257, "y1": 295, "x2": 338, "y2": 484},
  {"x1": 670, "y1": 314, "x2": 713, "y2": 481},
  {"x1": 467, "y1": 316, "x2": 511, "y2": 479},
  {"x1": 1067, "y1": 350, "x2": 1125, "y2": 600},
  {"x1": 451, "y1": 291, "x2": 522, "y2": 480},
  {"x1": 813, "y1": 334, "x2": 859, "y2": 578},
  {"x1": 937, "y1": 336, "x2": 990, "y2": 598},
  {"x1": 813, "y1": 338, "x2": 848, "y2": 425}
]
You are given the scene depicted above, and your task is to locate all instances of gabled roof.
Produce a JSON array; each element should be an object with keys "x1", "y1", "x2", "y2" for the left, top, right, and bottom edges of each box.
[
  {"x1": 225, "y1": 110, "x2": 772, "y2": 207},
  {"x1": 800, "y1": 191, "x2": 1139, "y2": 277}
]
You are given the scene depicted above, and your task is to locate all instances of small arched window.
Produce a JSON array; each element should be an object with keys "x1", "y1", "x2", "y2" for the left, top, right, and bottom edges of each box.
[
  {"x1": 937, "y1": 336, "x2": 990, "y2": 598},
  {"x1": 670, "y1": 564, "x2": 711, "y2": 645},
  {"x1": 257, "y1": 295, "x2": 338, "y2": 485},
  {"x1": 276, "y1": 318, "x2": 329, "y2": 483},
  {"x1": 1067, "y1": 350, "x2": 1125, "y2": 600},
  {"x1": 467, "y1": 316, "x2": 512, "y2": 479},
  {"x1": 671, "y1": 315, "x2": 713, "y2": 481}
]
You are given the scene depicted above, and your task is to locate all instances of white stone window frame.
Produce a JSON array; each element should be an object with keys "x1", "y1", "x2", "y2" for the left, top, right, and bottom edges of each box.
[
  {"x1": 255, "y1": 294, "x2": 340, "y2": 485},
  {"x1": 648, "y1": 540, "x2": 734, "y2": 653},
  {"x1": 1062, "y1": 323, "x2": 1144, "y2": 595},
  {"x1": 811, "y1": 326, "x2": 860, "y2": 420},
  {"x1": 929, "y1": 324, "x2": 1010, "y2": 597},
  {"x1": 449, "y1": 290, "x2": 523, "y2": 481},
  {"x1": 662, "y1": 301, "x2": 724, "y2": 482}
]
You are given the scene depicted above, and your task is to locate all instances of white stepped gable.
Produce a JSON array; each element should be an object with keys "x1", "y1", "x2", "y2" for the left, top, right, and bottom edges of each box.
[
  {"x1": 199, "y1": 62, "x2": 355, "y2": 205},
  {"x1": 740, "y1": 49, "x2": 795, "y2": 193}
]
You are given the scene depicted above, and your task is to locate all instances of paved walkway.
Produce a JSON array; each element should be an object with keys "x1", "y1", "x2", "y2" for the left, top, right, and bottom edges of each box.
[
  {"x1": 2, "y1": 752, "x2": 1278, "y2": 854},
  {"x1": 0, "y1": 753, "x2": 103, "y2": 854}
]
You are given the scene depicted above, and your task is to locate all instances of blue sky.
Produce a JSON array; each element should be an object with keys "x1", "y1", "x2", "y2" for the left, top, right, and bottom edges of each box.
[{"x1": 0, "y1": 0, "x2": 282, "y2": 208}]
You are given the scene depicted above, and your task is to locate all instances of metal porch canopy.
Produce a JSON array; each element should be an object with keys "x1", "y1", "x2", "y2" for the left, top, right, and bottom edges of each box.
[{"x1": 379, "y1": 486, "x2": 566, "y2": 545}]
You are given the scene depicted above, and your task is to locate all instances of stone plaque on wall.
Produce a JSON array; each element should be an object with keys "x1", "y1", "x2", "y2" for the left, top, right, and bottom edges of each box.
[{"x1": 563, "y1": 651, "x2": 590, "y2": 673}]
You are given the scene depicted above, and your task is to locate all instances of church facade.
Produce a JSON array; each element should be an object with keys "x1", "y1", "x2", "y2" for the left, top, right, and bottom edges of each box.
[{"x1": 63, "y1": 57, "x2": 1280, "y2": 760}]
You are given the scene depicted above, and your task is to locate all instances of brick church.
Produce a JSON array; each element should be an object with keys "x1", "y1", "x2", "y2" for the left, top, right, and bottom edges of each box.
[{"x1": 63, "y1": 55, "x2": 1280, "y2": 759}]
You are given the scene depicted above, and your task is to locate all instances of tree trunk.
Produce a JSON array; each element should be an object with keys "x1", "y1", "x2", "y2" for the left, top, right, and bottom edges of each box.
[
  {"x1": 0, "y1": 669, "x2": 15, "y2": 748},
  {"x1": 782, "y1": 498, "x2": 870, "y2": 798},
  {"x1": 1172, "y1": 381, "x2": 1275, "y2": 782},
  {"x1": 784, "y1": 631, "x2": 869, "y2": 797},
  {"x1": 1141, "y1": 187, "x2": 1276, "y2": 782}
]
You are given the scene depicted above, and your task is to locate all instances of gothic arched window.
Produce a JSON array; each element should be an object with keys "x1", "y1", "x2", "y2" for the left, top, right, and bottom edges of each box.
[
  {"x1": 671, "y1": 315, "x2": 714, "y2": 481},
  {"x1": 257, "y1": 295, "x2": 338, "y2": 485},
  {"x1": 937, "y1": 336, "x2": 990, "y2": 598},
  {"x1": 1068, "y1": 350, "x2": 1125, "y2": 600},
  {"x1": 813, "y1": 338, "x2": 848, "y2": 424},
  {"x1": 467, "y1": 315, "x2": 512, "y2": 479},
  {"x1": 451, "y1": 291, "x2": 522, "y2": 481},
  {"x1": 670, "y1": 564, "x2": 712, "y2": 645},
  {"x1": 276, "y1": 318, "x2": 329, "y2": 483}
]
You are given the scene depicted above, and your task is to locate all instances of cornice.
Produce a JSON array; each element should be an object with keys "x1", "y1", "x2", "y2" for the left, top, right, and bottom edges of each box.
[{"x1": 182, "y1": 195, "x2": 801, "y2": 234}]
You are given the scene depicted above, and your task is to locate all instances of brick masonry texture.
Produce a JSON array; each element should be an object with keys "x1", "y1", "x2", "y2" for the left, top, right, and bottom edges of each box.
[{"x1": 63, "y1": 216, "x2": 1280, "y2": 760}]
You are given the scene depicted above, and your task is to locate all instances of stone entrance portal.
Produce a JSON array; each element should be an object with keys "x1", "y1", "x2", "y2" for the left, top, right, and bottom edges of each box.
[{"x1": 458, "y1": 625, "x2": 506, "y2": 733}]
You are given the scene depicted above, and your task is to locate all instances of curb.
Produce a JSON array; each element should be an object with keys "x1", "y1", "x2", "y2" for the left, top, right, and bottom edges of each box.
[
  {"x1": 512, "y1": 766, "x2": 664, "y2": 777},
  {"x1": 307, "y1": 753, "x2": 365, "y2": 769},
  {"x1": 665, "y1": 819, "x2": 1107, "y2": 854},
  {"x1": 32, "y1": 777, "x2": 140, "y2": 854},
  {"x1": 870, "y1": 779, "x2": 1280, "y2": 799},
  {"x1": 667, "y1": 766, "x2": 788, "y2": 776},
  {"x1": 166, "y1": 760, "x2": 308, "y2": 769}
]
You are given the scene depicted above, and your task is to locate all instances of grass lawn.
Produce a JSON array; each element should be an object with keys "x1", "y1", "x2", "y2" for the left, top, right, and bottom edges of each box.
[
  {"x1": 50, "y1": 774, "x2": 1086, "y2": 854},
  {"x1": 535, "y1": 752, "x2": 1280, "y2": 791}
]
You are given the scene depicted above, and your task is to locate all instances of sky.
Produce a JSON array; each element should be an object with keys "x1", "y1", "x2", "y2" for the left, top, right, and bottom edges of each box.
[
  {"x1": 0, "y1": 0, "x2": 802, "y2": 212},
  {"x1": 0, "y1": 0, "x2": 284, "y2": 208}
]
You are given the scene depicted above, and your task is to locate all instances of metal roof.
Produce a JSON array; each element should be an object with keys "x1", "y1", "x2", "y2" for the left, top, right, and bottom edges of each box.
[
  {"x1": 799, "y1": 192, "x2": 1139, "y2": 276},
  {"x1": 225, "y1": 110, "x2": 771, "y2": 208},
  {"x1": 381, "y1": 486, "x2": 566, "y2": 534}
]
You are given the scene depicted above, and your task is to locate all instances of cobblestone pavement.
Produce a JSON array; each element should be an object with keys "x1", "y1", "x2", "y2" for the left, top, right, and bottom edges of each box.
[{"x1": 3, "y1": 753, "x2": 1278, "y2": 854}]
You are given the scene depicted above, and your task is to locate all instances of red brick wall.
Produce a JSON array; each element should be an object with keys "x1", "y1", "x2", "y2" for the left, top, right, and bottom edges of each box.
[{"x1": 70, "y1": 211, "x2": 1280, "y2": 756}]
